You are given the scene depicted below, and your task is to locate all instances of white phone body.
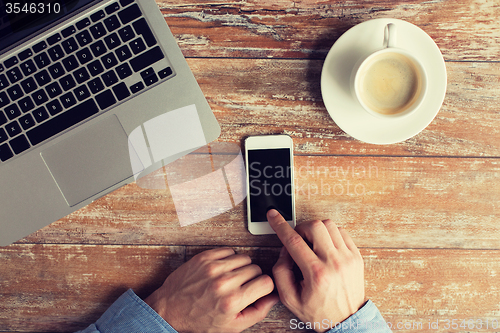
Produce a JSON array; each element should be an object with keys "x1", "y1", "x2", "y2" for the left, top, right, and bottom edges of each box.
[{"x1": 245, "y1": 135, "x2": 295, "y2": 235}]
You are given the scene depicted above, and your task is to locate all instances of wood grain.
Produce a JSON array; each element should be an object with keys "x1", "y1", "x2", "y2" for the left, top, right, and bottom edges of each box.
[
  {"x1": 19, "y1": 155, "x2": 500, "y2": 250},
  {"x1": 1, "y1": 245, "x2": 499, "y2": 332},
  {"x1": 157, "y1": 0, "x2": 500, "y2": 62}
]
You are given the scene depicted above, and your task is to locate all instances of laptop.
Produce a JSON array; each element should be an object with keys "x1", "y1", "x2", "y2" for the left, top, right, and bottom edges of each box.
[{"x1": 0, "y1": 0, "x2": 221, "y2": 246}]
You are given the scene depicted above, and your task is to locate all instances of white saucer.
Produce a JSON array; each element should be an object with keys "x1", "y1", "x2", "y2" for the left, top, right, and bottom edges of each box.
[{"x1": 321, "y1": 18, "x2": 447, "y2": 144}]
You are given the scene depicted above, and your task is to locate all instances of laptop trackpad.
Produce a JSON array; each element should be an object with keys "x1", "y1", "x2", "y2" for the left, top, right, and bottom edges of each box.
[{"x1": 41, "y1": 115, "x2": 135, "y2": 207}]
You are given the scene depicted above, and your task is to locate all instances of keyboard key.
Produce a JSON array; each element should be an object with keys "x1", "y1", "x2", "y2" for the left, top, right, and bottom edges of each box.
[
  {"x1": 90, "y1": 22, "x2": 106, "y2": 39},
  {"x1": 32, "y1": 89, "x2": 49, "y2": 105},
  {"x1": 20, "y1": 77, "x2": 37, "y2": 94},
  {"x1": 120, "y1": 0, "x2": 134, "y2": 7},
  {"x1": 105, "y1": 2, "x2": 120, "y2": 14},
  {"x1": 32, "y1": 106, "x2": 49, "y2": 122},
  {"x1": 47, "y1": 45, "x2": 65, "y2": 61},
  {"x1": 10, "y1": 134, "x2": 30, "y2": 154},
  {"x1": 118, "y1": 4, "x2": 141, "y2": 24},
  {"x1": 34, "y1": 52, "x2": 51, "y2": 69},
  {"x1": 59, "y1": 74, "x2": 76, "y2": 91},
  {"x1": 90, "y1": 40, "x2": 107, "y2": 57},
  {"x1": 19, "y1": 114, "x2": 36, "y2": 130},
  {"x1": 112, "y1": 82, "x2": 130, "y2": 101},
  {"x1": 18, "y1": 96, "x2": 35, "y2": 113},
  {"x1": 102, "y1": 70, "x2": 118, "y2": 87},
  {"x1": 62, "y1": 55, "x2": 79, "y2": 72},
  {"x1": 158, "y1": 67, "x2": 173, "y2": 79},
  {"x1": 133, "y1": 18, "x2": 157, "y2": 47},
  {"x1": 74, "y1": 85, "x2": 91, "y2": 101},
  {"x1": 104, "y1": 15, "x2": 121, "y2": 32},
  {"x1": 48, "y1": 62, "x2": 66, "y2": 80},
  {"x1": 87, "y1": 60, "x2": 104, "y2": 76},
  {"x1": 33, "y1": 41, "x2": 47, "y2": 53},
  {"x1": 76, "y1": 18, "x2": 91, "y2": 30},
  {"x1": 130, "y1": 46, "x2": 164, "y2": 72},
  {"x1": 95, "y1": 89, "x2": 116, "y2": 109},
  {"x1": 118, "y1": 25, "x2": 135, "y2": 43},
  {"x1": 62, "y1": 37, "x2": 79, "y2": 54},
  {"x1": 5, "y1": 104, "x2": 21, "y2": 120},
  {"x1": 46, "y1": 82, "x2": 62, "y2": 98},
  {"x1": 0, "y1": 74, "x2": 10, "y2": 90},
  {"x1": 0, "y1": 111, "x2": 7, "y2": 125},
  {"x1": 18, "y1": 49, "x2": 33, "y2": 61},
  {"x1": 76, "y1": 30, "x2": 93, "y2": 47},
  {"x1": 34, "y1": 70, "x2": 51, "y2": 86},
  {"x1": 101, "y1": 53, "x2": 118, "y2": 69},
  {"x1": 0, "y1": 92, "x2": 10, "y2": 107},
  {"x1": 61, "y1": 26, "x2": 76, "y2": 37},
  {"x1": 115, "y1": 45, "x2": 132, "y2": 62},
  {"x1": 46, "y1": 100, "x2": 63, "y2": 115},
  {"x1": 129, "y1": 81, "x2": 144, "y2": 93},
  {"x1": 104, "y1": 33, "x2": 121, "y2": 50},
  {"x1": 91, "y1": 10, "x2": 106, "y2": 22},
  {"x1": 0, "y1": 143, "x2": 13, "y2": 161},
  {"x1": 76, "y1": 47, "x2": 93, "y2": 65},
  {"x1": 88, "y1": 77, "x2": 104, "y2": 94},
  {"x1": 60, "y1": 92, "x2": 77, "y2": 108},
  {"x1": 129, "y1": 37, "x2": 146, "y2": 54},
  {"x1": 7, "y1": 68, "x2": 23, "y2": 83},
  {"x1": 27, "y1": 99, "x2": 99, "y2": 146},
  {"x1": 0, "y1": 128, "x2": 7, "y2": 142},
  {"x1": 140, "y1": 67, "x2": 158, "y2": 86},
  {"x1": 20, "y1": 60, "x2": 37, "y2": 76},
  {"x1": 47, "y1": 33, "x2": 62, "y2": 45},
  {"x1": 116, "y1": 63, "x2": 132, "y2": 79},
  {"x1": 7, "y1": 84, "x2": 24, "y2": 101},
  {"x1": 74, "y1": 67, "x2": 90, "y2": 84},
  {"x1": 5, "y1": 56, "x2": 19, "y2": 68},
  {"x1": 6, "y1": 121, "x2": 22, "y2": 137}
]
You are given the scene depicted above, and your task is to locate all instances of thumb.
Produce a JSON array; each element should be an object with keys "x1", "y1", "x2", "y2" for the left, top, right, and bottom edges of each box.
[
  {"x1": 273, "y1": 247, "x2": 300, "y2": 310},
  {"x1": 237, "y1": 294, "x2": 280, "y2": 327}
]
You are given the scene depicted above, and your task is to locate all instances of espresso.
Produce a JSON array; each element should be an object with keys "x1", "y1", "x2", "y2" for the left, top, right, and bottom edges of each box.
[{"x1": 358, "y1": 52, "x2": 421, "y2": 115}]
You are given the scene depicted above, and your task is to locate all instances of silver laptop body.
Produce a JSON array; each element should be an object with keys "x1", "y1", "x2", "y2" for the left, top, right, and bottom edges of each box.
[{"x1": 0, "y1": 0, "x2": 220, "y2": 245}]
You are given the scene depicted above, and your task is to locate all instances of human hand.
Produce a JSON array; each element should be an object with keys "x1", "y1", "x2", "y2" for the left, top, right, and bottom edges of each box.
[
  {"x1": 144, "y1": 247, "x2": 279, "y2": 333},
  {"x1": 267, "y1": 209, "x2": 365, "y2": 332}
]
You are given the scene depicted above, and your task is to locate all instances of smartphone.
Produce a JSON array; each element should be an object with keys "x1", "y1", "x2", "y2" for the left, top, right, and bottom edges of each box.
[{"x1": 245, "y1": 135, "x2": 295, "y2": 235}]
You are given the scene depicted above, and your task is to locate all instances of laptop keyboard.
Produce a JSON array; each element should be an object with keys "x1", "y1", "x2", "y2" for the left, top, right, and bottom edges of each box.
[{"x1": 0, "y1": 0, "x2": 175, "y2": 162}]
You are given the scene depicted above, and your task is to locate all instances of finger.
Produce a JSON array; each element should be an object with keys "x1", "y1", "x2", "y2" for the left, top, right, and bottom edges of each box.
[
  {"x1": 229, "y1": 263, "x2": 263, "y2": 288},
  {"x1": 235, "y1": 294, "x2": 280, "y2": 330},
  {"x1": 322, "y1": 219, "x2": 349, "y2": 250},
  {"x1": 338, "y1": 227, "x2": 361, "y2": 256},
  {"x1": 272, "y1": 247, "x2": 300, "y2": 310},
  {"x1": 221, "y1": 253, "x2": 253, "y2": 272},
  {"x1": 267, "y1": 209, "x2": 317, "y2": 269},
  {"x1": 294, "y1": 220, "x2": 336, "y2": 259},
  {"x1": 239, "y1": 274, "x2": 275, "y2": 312},
  {"x1": 196, "y1": 247, "x2": 236, "y2": 261}
]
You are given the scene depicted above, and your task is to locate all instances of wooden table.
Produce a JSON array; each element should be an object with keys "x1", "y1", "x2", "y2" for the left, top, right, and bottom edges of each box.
[{"x1": 1, "y1": 0, "x2": 500, "y2": 332}]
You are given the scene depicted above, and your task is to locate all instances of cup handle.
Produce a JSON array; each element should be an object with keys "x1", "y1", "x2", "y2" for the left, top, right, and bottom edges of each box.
[{"x1": 386, "y1": 23, "x2": 396, "y2": 48}]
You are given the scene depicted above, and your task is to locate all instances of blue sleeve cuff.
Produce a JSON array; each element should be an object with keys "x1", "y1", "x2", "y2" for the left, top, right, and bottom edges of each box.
[
  {"x1": 77, "y1": 289, "x2": 178, "y2": 333},
  {"x1": 326, "y1": 300, "x2": 392, "y2": 333}
]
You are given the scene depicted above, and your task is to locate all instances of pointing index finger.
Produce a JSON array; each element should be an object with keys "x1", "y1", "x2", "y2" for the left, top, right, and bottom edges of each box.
[{"x1": 267, "y1": 209, "x2": 317, "y2": 269}]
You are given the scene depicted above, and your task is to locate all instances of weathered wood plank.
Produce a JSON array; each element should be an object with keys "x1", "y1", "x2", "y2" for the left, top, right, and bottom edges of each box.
[
  {"x1": 20, "y1": 155, "x2": 500, "y2": 250},
  {"x1": 188, "y1": 58, "x2": 500, "y2": 157},
  {"x1": 156, "y1": 0, "x2": 500, "y2": 62},
  {"x1": 1, "y1": 245, "x2": 499, "y2": 332}
]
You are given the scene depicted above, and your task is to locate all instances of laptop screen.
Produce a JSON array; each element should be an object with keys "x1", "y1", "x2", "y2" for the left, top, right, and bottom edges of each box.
[{"x1": 0, "y1": 0, "x2": 95, "y2": 54}]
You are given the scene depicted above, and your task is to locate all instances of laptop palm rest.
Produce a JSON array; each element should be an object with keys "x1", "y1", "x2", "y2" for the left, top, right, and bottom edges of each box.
[{"x1": 41, "y1": 115, "x2": 139, "y2": 207}]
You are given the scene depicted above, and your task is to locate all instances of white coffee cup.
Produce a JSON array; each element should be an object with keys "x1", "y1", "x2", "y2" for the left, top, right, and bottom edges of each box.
[{"x1": 351, "y1": 23, "x2": 427, "y2": 119}]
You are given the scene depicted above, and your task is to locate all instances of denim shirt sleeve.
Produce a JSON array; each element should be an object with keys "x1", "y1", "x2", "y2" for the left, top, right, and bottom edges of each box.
[
  {"x1": 76, "y1": 289, "x2": 178, "y2": 333},
  {"x1": 326, "y1": 300, "x2": 392, "y2": 333}
]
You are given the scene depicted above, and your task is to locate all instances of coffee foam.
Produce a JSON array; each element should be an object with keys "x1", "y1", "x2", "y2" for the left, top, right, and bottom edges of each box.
[{"x1": 358, "y1": 52, "x2": 422, "y2": 115}]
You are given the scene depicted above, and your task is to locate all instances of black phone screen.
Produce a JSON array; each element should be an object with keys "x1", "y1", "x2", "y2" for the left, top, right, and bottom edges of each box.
[{"x1": 248, "y1": 148, "x2": 293, "y2": 222}]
